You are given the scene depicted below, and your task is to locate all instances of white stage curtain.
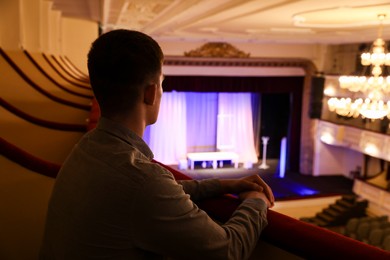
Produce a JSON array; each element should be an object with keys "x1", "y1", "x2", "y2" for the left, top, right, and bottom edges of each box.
[
  {"x1": 186, "y1": 92, "x2": 218, "y2": 153},
  {"x1": 218, "y1": 93, "x2": 258, "y2": 163},
  {"x1": 145, "y1": 91, "x2": 258, "y2": 165},
  {"x1": 147, "y1": 91, "x2": 187, "y2": 164}
]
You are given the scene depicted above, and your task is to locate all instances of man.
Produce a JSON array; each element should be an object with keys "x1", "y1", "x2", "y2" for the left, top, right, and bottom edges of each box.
[{"x1": 40, "y1": 29, "x2": 274, "y2": 260}]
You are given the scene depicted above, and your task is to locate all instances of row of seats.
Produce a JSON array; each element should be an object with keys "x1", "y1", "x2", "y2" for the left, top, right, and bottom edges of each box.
[
  {"x1": 300, "y1": 194, "x2": 368, "y2": 227},
  {"x1": 343, "y1": 216, "x2": 390, "y2": 251}
]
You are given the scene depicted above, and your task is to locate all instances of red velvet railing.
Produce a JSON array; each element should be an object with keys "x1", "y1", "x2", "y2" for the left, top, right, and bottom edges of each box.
[
  {"x1": 42, "y1": 53, "x2": 90, "y2": 90},
  {"x1": 0, "y1": 48, "x2": 91, "y2": 111},
  {"x1": 86, "y1": 98, "x2": 100, "y2": 131},
  {"x1": 263, "y1": 210, "x2": 390, "y2": 259},
  {"x1": 23, "y1": 51, "x2": 93, "y2": 99},
  {"x1": 0, "y1": 97, "x2": 87, "y2": 132},
  {"x1": 0, "y1": 137, "x2": 60, "y2": 178}
]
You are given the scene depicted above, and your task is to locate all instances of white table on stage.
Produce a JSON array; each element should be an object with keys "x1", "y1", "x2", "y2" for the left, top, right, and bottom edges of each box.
[{"x1": 186, "y1": 152, "x2": 239, "y2": 170}]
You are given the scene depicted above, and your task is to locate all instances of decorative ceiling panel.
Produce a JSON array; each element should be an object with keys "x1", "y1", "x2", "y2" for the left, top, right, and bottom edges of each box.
[{"x1": 51, "y1": 0, "x2": 390, "y2": 44}]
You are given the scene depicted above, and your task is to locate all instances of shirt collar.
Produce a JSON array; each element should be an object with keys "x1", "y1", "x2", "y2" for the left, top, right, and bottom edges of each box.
[{"x1": 96, "y1": 117, "x2": 154, "y2": 160}]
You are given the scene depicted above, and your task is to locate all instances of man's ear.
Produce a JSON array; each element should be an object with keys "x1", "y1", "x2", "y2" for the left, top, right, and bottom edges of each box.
[{"x1": 144, "y1": 84, "x2": 157, "y2": 105}]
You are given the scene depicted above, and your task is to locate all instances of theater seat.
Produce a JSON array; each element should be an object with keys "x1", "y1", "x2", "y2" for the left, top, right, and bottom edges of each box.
[
  {"x1": 368, "y1": 229, "x2": 385, "y2": 247},
  {"x1": 383, "y1": 235, "x2": 390, "y2": 251}
]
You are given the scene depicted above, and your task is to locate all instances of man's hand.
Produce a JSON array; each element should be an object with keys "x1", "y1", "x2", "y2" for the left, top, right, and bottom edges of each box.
[
  {"x1": 219, "y1": 175, "x2": 274, "y2": 207},
  {"x1": 239, "y1": 191, "x2": 273, "y2": 208}
]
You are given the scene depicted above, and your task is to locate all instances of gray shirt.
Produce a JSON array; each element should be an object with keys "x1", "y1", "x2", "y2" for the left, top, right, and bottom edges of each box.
[{"x1": 40, "y1": 117, "x2": 268, "y2": 260}]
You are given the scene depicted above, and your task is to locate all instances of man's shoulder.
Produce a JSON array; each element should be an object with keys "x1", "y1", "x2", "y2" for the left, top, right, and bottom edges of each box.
[{"x1": 135, "y1": 160, "x2": 175, "y2": 180}]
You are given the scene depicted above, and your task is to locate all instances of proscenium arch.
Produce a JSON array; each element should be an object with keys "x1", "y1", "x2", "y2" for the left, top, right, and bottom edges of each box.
[{"x1": 162, "y1": 56, "x2": 317, "y2": 174}]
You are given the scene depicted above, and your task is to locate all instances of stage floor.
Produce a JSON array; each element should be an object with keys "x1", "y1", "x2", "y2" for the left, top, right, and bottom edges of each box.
[{"x1": 169, "y1": 159, "x2": 354, "y2": 201}]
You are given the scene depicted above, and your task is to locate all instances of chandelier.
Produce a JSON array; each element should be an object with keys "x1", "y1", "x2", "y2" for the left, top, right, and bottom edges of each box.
[{"x1": 327, "y1": 14, "x2": 390, "y2": 120}]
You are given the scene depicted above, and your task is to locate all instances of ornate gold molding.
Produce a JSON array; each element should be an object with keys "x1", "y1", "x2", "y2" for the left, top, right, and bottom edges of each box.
[
  {"x1": 184, "y1": 42, "x2": 250, "y2": 58},
  {"x1": 164, "y1": 56, "x2": 317, "y2": 75}
]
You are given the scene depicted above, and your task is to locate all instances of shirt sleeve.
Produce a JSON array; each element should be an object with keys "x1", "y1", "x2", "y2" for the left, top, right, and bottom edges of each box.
[
  {"x1": 131, "y1": 168, "x2": 268, "y2": 260},
  {"x1": 177, "y1": 179, "x2": 222, "y2": 201}
]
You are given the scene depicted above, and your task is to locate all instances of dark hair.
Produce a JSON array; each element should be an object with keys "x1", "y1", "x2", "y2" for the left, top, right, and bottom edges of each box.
[{"x1": 87, "y1": 29, "x2": 164, "y2": 116}]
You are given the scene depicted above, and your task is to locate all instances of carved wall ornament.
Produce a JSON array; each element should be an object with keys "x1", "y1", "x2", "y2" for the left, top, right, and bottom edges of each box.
[{"x1": 184, "y1": 42, "x2": 250, "y2": 58}]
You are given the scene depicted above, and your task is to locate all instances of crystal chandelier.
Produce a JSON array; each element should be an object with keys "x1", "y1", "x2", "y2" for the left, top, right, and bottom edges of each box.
[{"x1": 327, "y1": 14, "x2": 390, "y2": 120}]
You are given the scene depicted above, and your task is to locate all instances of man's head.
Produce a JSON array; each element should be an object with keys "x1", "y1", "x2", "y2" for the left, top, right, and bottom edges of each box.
[{"x1": 87, "y1": 29, "x2": 164, "y2": 120}]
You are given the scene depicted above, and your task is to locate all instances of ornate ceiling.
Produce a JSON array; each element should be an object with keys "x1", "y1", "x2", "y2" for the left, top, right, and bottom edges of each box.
[{"x1": 51, "y1": 0, "x2": 390, "y2": 44}]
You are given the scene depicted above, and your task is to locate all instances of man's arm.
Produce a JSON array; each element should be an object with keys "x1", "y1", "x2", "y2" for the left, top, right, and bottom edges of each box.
[
  {"x1": 178, "y1": 175, "x2": 274, "y2": 207},
  {"x1": 177, "y1": 178, "x2": 222, "y2": 201},
  {"x1": 219, "y1": 175, "x2": 274, "y2": 207},
  {"x1": 132, "y1": 169, "x2": 269, "y2": 260}
]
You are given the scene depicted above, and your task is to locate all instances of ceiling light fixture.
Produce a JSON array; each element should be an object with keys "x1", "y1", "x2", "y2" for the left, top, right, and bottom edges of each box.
[{"x1": 327, "y1": 14, "x2": 390, "y2": 120}]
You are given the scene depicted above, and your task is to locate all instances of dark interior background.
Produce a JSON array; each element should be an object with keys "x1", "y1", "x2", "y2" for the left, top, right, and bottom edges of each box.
[{"x1": 260, "y1": 93, "x2": 291, "y2": 159}]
